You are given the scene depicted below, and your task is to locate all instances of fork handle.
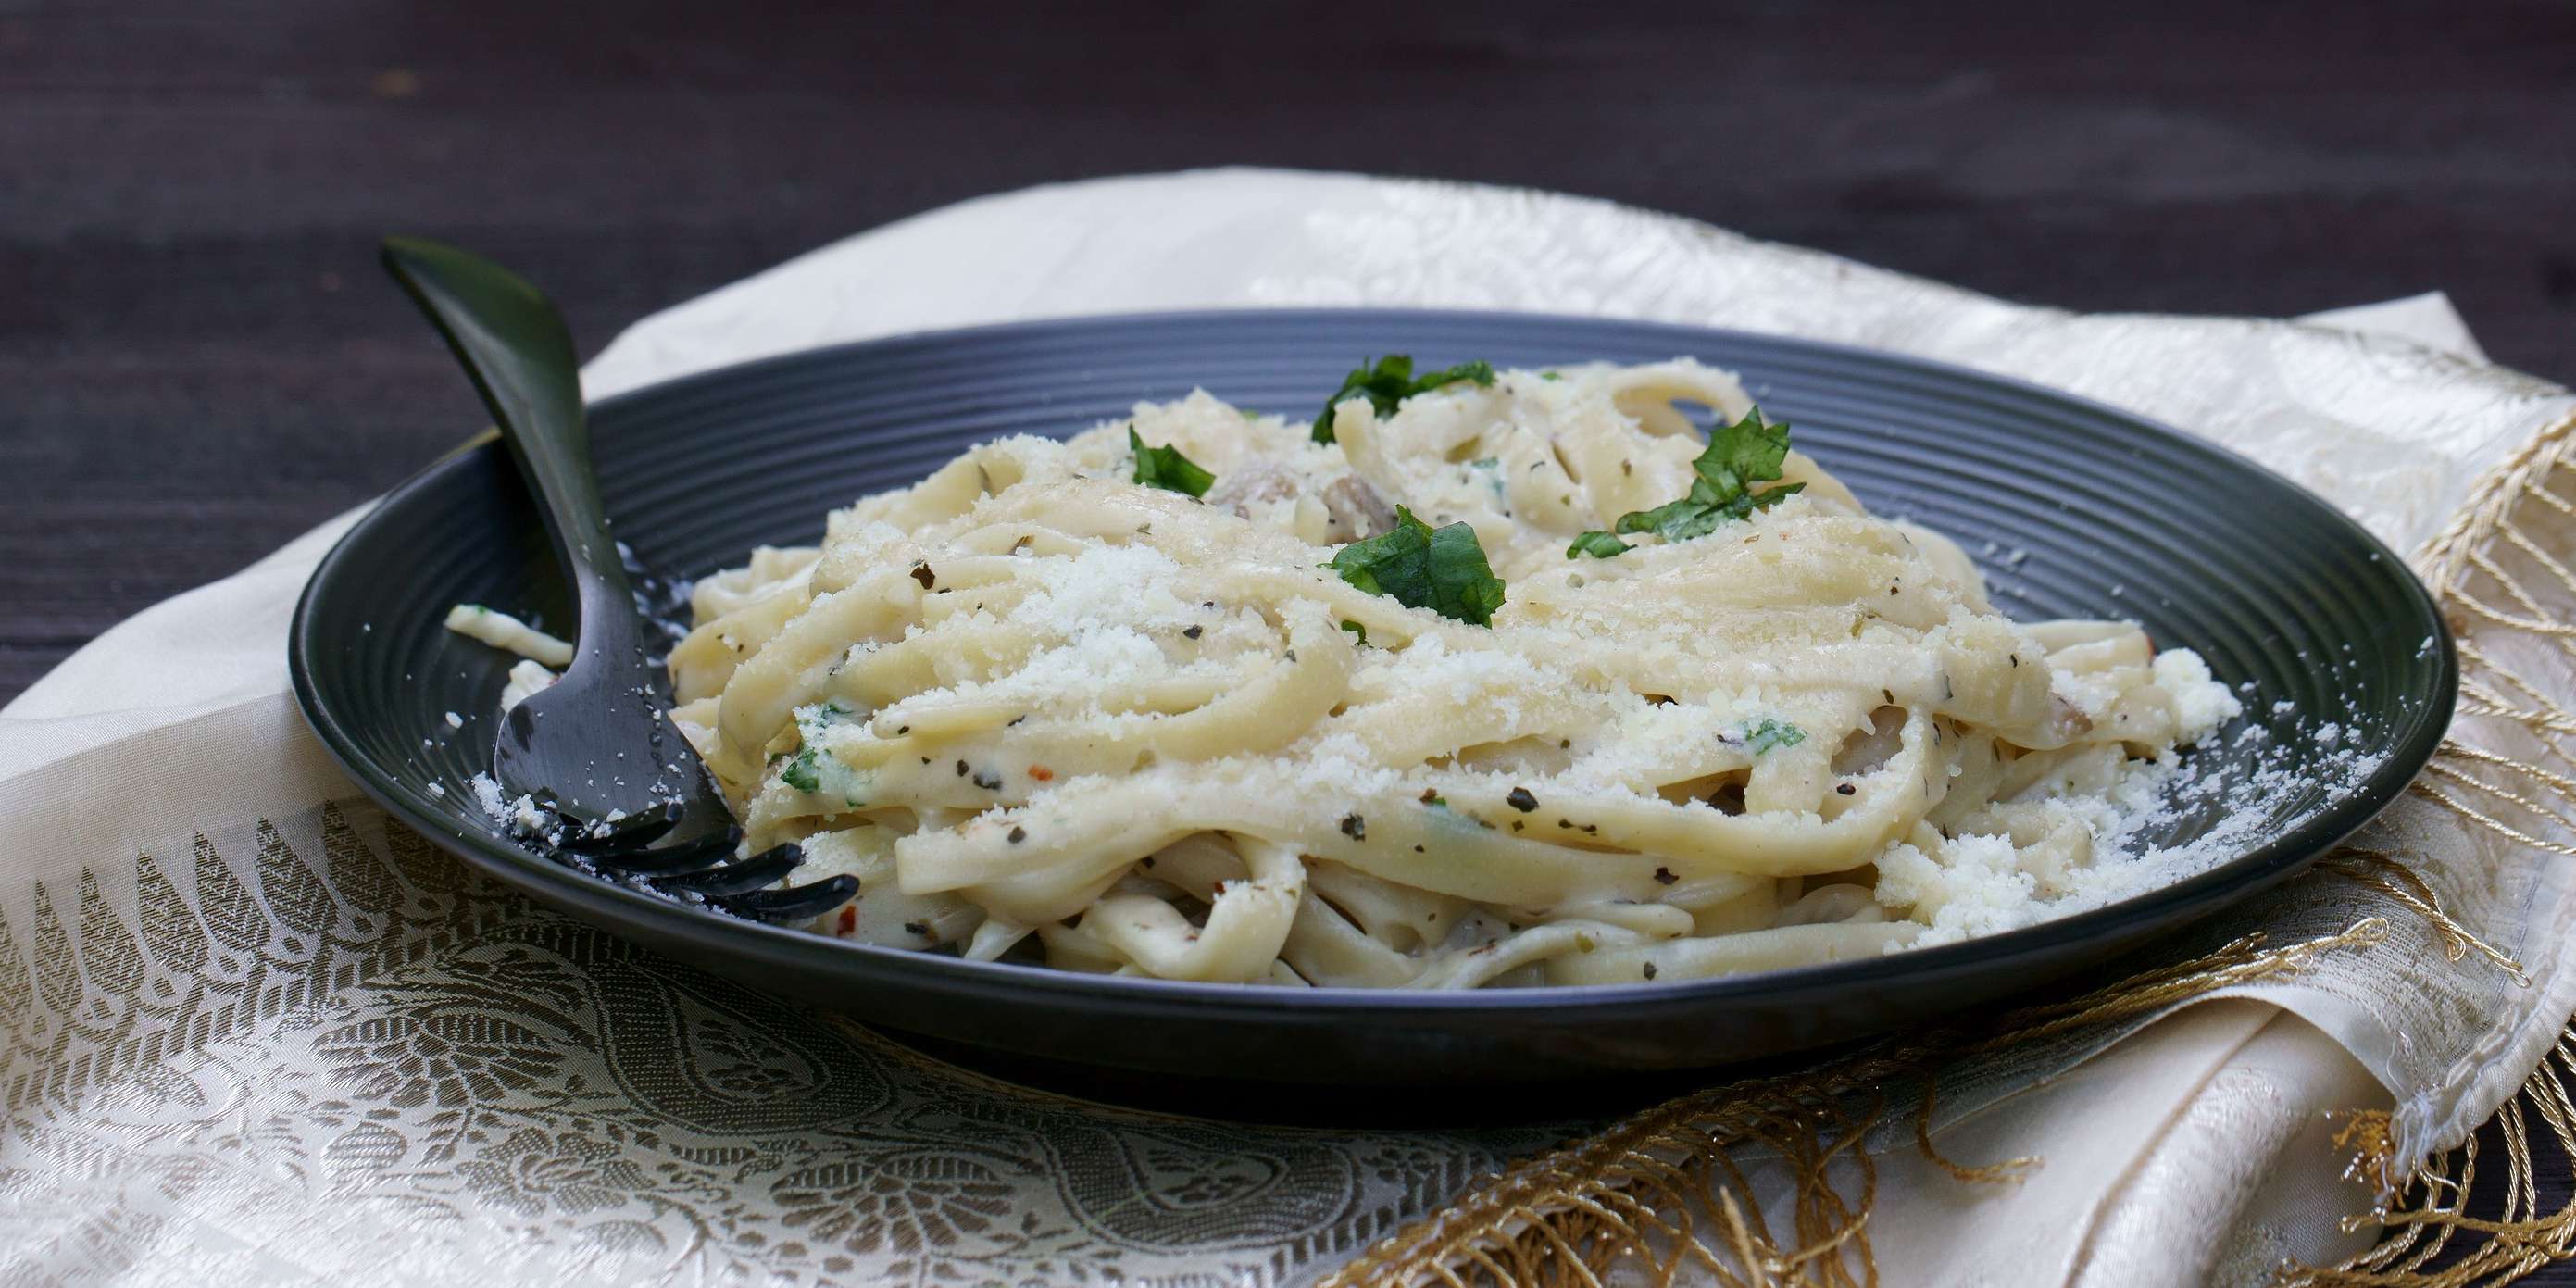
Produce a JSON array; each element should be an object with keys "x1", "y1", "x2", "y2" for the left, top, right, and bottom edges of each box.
[{"x1": 380, "y1": 237, "x2": 639, "y2": 649}]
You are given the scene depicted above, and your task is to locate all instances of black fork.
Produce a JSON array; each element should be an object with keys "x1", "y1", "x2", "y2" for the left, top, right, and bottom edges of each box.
[{"x1": 381, "y1": 237, "x2": 853, "y2": 924}]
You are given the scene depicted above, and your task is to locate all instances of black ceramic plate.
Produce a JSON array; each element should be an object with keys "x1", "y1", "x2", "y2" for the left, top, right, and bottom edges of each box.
[{"x1": 291, "y1": 310, "x2": 2453, "y2": 1083}]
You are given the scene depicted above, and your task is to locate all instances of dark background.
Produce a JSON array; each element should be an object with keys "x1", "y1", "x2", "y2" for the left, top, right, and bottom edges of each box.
[
  {"x1": 7, "y1": 1, "x2": 2576, "y2": 703},
  {"x1": 6, "y1": 3, "x2": 2576, "y2": 1271}
]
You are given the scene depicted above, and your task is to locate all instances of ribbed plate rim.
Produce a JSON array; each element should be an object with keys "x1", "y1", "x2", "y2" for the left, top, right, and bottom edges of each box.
[{"x1": 289, "y1": 306, "x2": 2457, "y2": 1016}]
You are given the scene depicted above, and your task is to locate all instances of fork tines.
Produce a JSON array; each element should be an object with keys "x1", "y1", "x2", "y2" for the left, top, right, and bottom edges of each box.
[{"x1": 536, "y1": 794, "x2": 853, "y2": 924}]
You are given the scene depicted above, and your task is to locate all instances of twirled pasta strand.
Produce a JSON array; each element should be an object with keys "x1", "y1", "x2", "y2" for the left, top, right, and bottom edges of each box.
[{"x1": 669, "y1": 361, "x2": 2238, "y2": 987}]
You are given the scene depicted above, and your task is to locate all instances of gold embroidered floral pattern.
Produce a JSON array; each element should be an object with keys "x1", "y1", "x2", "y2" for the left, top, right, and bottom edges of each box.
[
  {"x1": 0, "y1": 802, "x2": 1549, "y2": 1286},
  {"x1": 772, "y1": 1154, "x2": 1019, "y2": 1254},
  {"x1": 458, "y1": 1128, "x2": 645, "y2": 1219},
  {"x1": 318, "y1": 1009, "x2": 569, "y2": 1108}
]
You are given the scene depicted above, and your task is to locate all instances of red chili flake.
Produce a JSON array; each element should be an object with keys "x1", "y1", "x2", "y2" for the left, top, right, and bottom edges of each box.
[
  {"x1": 1835, "y1": 782, "x2": 1857, "y2": 795},
  {"x1": 1028, "y1": 765, "x2": 1055, "y2": 782},
  {"x1": 909, "y1": 562, "x2": 936, "y2": 589},
  {"x1": 836, "y1": 906, "x2": 857, "y2": 934}
]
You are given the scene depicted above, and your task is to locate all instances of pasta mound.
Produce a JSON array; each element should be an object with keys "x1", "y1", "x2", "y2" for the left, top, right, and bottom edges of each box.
[{"x1": 664, "y1": 360, "x2": 2239, "y2": 987}]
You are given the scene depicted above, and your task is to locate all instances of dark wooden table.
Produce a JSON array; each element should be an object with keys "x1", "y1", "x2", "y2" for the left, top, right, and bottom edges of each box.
[{"x1": 6, "y1": 0, "x2": 2571, "y2": 1277}]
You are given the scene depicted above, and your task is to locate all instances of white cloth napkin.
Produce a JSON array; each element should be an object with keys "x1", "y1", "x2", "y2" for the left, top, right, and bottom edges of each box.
[{"x1": 6, "y1": 169, "x2": 2572, "y2": 1287}]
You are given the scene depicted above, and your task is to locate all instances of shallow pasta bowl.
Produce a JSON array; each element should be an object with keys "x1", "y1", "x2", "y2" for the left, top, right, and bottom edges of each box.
[{"x1": 289, "y1": 309, "x2": 2454, "y2": 1083}]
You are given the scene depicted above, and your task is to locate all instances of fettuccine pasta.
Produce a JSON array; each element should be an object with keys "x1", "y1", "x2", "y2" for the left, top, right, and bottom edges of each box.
[{"x1": 662, "y1": 359, "x2": 2239, "y2": 987}]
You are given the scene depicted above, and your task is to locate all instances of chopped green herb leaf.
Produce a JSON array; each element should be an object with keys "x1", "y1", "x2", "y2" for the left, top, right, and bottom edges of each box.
[
  {"x1": 1340, "y1": 619, "x2": 1369, "y2": 646},
  {"x1": 1568, "y1": 406, "x2": 1805, "y2": 557},
  {"x1": 1540, "y1": 371, "x2": 1563, "y2": 381},
  {"x1": 1328, "y1": 506, "x2": 1507, "y2": 627},
  {"x1": 781, "y1": 745, "x2": 869, "y2": 803},
  {"x1": 1567, "y1": 531, "x2": 1632, "y2": 559},
  {"x1": 1311, "y1": 356, "x2": 1498, "y2": 443},
  {"x1": 1745, "y1": 719, "x2": 1806, "y2": 754},
  {"x1": 1130, "y1": 427, "x2": 1214, "y2": 497}
]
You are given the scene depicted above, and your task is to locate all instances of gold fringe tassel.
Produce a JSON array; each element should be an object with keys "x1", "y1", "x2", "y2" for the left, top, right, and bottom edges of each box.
[
  {"x1": 1317, "y1": 923, "x2": 2388, "y2": 1288},
  {"x1": 2278, "y1": 1032, "x2": 2576, "y2": 1286},
  {"x1": 2262, "y1": 414, "x2": 2576, "y2": 1284}
]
